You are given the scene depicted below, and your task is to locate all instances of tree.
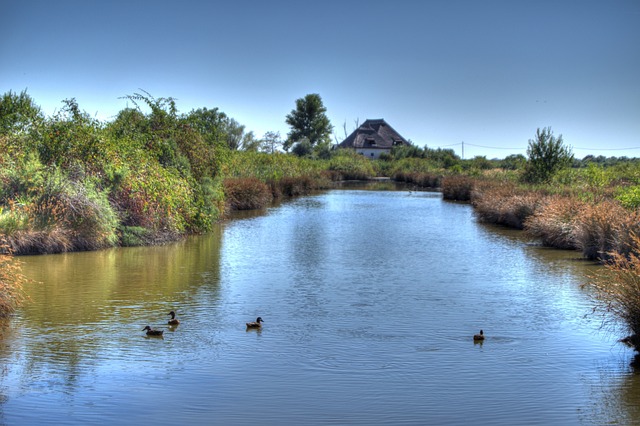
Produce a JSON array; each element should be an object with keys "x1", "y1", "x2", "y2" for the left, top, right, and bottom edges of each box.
[
  {"x1": 260, "y1": 131, "x2": 282, "y2": 153},
  {"x1": 522, "y1": 127, "x2": 573, "y2": 184},
  {"x1": 501, "y1": 154, "x2": 526, "y2": 170},
  {"x1": 284, "y1": 94, "x2": 333, "y2": 151},
  {"x1": 240, "y1": 131, "x2": 260, "y2": 151},
  {"x1": 183, "y1": 107, "x2": 228, "y2": 146},
  {"x1": 0, "y1": 89, "x2": 43, "y2": 135}
]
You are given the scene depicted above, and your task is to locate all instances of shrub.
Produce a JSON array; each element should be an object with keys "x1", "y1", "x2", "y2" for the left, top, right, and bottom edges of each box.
[
  {"x1": 616, "y1": 185, "x2": 640, "y2": 209},
  {"x1": 522, "y1": 127, "x2": 573, "y2": 184},
  {"x1": 223, "y1": 177, "x2": 272, "y2": 211},
  {"x1": 441, "y1": 175, "x2": 475, "y2": 201},
  {"x1": 278, "y1": 175, "x2": 317, "y2": 197}
]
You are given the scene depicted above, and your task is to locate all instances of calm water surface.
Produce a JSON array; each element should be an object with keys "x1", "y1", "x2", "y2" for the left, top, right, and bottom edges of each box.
[{"x1": 2, "y1": 187, "x2": 640, "y2": 425}]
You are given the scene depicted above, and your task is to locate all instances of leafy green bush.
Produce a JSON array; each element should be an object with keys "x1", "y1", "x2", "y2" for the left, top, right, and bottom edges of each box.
[
  {"x1": 616, "y1": 185, "x2": 640, "y2": 209},
  {"x1": 522, "y1": 127, "x2": 573, "y2": 184}
]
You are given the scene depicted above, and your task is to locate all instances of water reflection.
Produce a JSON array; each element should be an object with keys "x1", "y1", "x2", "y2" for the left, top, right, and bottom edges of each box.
[
  {"x1": 3, "y1": 229, "x2": 223, "y2": 405},
  {"x1": 2, "y1": 187, "x2": 639, "y2": 425}
]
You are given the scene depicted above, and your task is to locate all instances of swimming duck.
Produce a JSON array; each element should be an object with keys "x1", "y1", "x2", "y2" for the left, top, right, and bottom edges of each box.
[
  {"x1": 473, "y1": 330, "x2": 485, "y2": 341},
  {"x1": 143, "y1": 325, "x2": 164, "y2": 336},
  {"x1": 168, "y1": 311, "x2": 180, "y2": 326},
  {"x1": 246, "y1": 317, "x2": 264, "y2": 329}
]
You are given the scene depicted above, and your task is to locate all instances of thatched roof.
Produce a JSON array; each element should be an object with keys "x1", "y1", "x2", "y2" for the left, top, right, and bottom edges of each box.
[{"x1": 337, "y1": 119, "x2": 409, "y2": 149}]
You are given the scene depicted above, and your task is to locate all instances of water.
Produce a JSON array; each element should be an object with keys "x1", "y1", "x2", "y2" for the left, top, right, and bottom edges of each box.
[{"x1": 2, "y1": 187, "x2": 640, "y2": 425}]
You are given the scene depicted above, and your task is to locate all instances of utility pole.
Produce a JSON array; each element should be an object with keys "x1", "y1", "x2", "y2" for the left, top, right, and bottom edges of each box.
[{"x1": 462, "y1": 141, "x2": 464, "y2": 159}]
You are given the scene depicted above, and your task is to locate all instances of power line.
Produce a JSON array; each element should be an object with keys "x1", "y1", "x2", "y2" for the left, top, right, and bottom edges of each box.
[
  {"x1": 429, "y1": 141, "x2": 640, "y2": 152},
  {"x1": 573, "y1": 146, "x2": 640, "y2": 151}
]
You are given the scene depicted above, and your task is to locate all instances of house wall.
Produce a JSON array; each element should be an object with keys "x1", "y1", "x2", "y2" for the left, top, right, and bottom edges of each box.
[{"x1": 356, "y1": 148, "x2": 390, "y2": 159}]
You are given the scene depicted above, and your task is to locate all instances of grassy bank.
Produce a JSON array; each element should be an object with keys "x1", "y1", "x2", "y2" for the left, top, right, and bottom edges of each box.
[{"x1": 439, "y1": 165, "x2": 640, "y2": 351}]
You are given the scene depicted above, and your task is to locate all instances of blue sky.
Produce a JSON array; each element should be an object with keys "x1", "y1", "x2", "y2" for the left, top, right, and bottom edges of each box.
[{"x1": 2, "y1": 0, "x2": 639, "y2": 159}]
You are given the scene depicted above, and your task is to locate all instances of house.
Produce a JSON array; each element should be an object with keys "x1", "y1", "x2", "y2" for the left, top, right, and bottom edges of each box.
[{"x1": 336, "y1": 119, "x2": 410, "y2": 159}]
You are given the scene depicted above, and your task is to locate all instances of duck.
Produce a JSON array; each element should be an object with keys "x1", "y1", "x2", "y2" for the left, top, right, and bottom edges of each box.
[
  {"x1": 246, "y1": 317, "x2": 264, "y2": 329},
  {"x1": 168, "y1": 310, "x2": 180, "y2": 326},
  {"x1": 473, "y1": 330, "x2": 485, "y2": 341},
  {"x1": 143, "y1": 325, "x2": 164, "y2": 336}
]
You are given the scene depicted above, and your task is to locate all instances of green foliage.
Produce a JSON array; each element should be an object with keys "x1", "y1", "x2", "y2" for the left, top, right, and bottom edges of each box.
[
  {"x1": 284, "y1": 94, "x2": 333, "y2": 151},
  {"x1": 327, "y1": 149, "x2": 375, "y2": 180},
  {"x1": 184, "y1": 107, "x2": 228, "y2": 146},
  {"x1": 522, "y1": 127, "x2": 574, "y2": 184},
  {"x1": 260, "y1": 131, "x2": 283, "y2": 153},
  {"x1": 501, "y1": 154, "x2": 526, "y2": 170},
  {"x1": 0, "y1": 89, "x2": 43, "y2": 135},
  {"x1": 468, "y1": 156, "x2": 495, "y2": 170},
  {"x1": 392, "y1": 144, "x2": 424, "y2": 159},
  {"x1": 32, "y1": 98, "x2": 106, "y2": 170},
  {"x1": 425, "y1": 147, "x2": 460, "y2": 169},
  {"x1": 616, "y1": 185, "x2": 640, "y2": 209},
  {"x1": 119, "y1": 226, "x2": 153, "y2": 247},
  {"x1": 291, "y1": 138, "x2": 313, "y2": 157}
]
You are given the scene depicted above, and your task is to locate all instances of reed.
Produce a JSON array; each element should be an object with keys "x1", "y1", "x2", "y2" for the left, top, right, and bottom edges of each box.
[
  {"x1": 572, "y1": 201, "x2": 640, "y2": 261},
  {"x1": 469, "y1": 180, "x2": 543, "y2": 229},
  {"x1": 524, "y1": 195, "x2": 584, "y2": 250},
  {"x1": 393, "y1": 171, "x2": 442, "y2": 188},
  {"x1": 327, "y1": 150, "x2": 376, "y2": 180},
  {"x1": 441, "y1": 175, "x2": 475, "y2": 201},
  {"x1": 587, "y1": 233, "x2": 640, "y2": 350}
]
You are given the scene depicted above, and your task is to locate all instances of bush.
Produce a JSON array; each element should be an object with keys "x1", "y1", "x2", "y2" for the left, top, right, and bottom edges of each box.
[
  {"x1": 522, "y1": 127, "x2": 573, "y2": 184},
  {"x1": 441, "y1": 175, "x2": 475, "y2": 201},
  {"x1": 223, "y1": 177, "x2": 272, "y2": 211}
]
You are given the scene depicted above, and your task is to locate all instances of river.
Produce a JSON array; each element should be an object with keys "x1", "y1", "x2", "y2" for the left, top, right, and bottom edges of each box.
[{"x1": 1, "y1": 186, "x2": 639, "y2": 425}]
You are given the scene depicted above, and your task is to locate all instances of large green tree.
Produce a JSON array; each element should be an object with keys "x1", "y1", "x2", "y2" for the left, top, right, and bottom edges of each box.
[
  {"x1": 0, "y1": 89, "x2": 42, "y2": 135},
  {"x1": 522, "y1": 127, "x2": 573, "y2": 183},
  {"x1": 284, "y1": 94, "x2": 333, "y2": 151}
]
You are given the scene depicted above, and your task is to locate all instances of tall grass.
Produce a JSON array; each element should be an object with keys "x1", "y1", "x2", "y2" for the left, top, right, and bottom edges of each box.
[
  {"x1": 587, "y1": 233, "x2": 640, "y2": 351},
  {"x1": 470, "y1": 180, "x2": 543, "y2": 229},
  {"x1": 441, "y1": 175, "x2": 475, "y2": 201},
  {"x1": 524, "y1": 196, "x2": 584, "y2": 250},
  {"x1": 573, "y1": 201, "x2": 640, "y2": 261}
]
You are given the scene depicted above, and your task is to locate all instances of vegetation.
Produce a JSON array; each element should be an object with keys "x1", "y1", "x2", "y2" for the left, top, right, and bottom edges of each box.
[
  {"x1": 522, "y1": 127, "x2": 573, "y2": 184},
  {"x1": 0, "y1": 240, "x2": 26, "y2": 317},
  {"x1": 3, "y1": 89, "x2": 640, "y2": 346},
  {"x1": 284, "y1": 94, "x2": 333, "y2": 155},
  {"x1": 586, "y1": 234, "x2": 640, "y2": 351}
]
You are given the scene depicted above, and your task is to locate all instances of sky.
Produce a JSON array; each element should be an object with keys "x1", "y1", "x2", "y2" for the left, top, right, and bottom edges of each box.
[{"x1": 2, "y1": 0, "x2": 639, "y2": 160}]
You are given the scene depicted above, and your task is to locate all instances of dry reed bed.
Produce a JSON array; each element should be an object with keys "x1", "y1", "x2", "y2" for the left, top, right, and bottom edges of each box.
[
  {"x1": 223, "y1": 174, "x2": 334, "y2": 213},
  {"x1": 442, "y1": 176, "x2": 640, "y2": 261},
  {"x1": 586, "y1": 233, "x2": 640, "y2": 350}
]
